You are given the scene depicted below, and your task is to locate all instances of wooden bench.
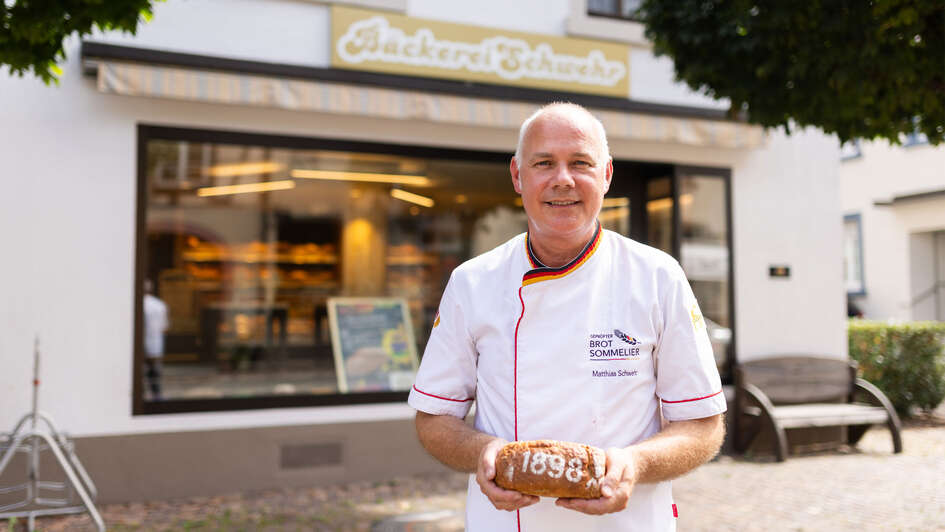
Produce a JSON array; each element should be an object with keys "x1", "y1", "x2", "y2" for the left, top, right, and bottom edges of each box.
[{"x1": 733, "y1": 356, "x2": 903, "y2": 461}]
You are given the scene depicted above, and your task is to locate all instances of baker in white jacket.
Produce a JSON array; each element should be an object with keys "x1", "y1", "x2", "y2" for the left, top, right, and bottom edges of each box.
[{"x1": 408, "y1": 102, "x2": 726, "y2": 531}]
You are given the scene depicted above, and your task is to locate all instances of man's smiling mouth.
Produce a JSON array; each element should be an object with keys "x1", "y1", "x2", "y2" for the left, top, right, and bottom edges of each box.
[{"x1": 545, "y1": 200, "x2": 580, "y2": 206}]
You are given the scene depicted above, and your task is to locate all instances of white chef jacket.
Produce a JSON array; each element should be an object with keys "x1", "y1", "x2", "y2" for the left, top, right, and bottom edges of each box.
[{"x1": 408, "y1": 224, "x2": 726, "y2": 532}]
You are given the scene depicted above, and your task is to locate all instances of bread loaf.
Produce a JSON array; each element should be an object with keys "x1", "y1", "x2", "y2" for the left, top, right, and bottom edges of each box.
[{"x1": 494, "y1": 440, "x2": 606, "y2": 499}]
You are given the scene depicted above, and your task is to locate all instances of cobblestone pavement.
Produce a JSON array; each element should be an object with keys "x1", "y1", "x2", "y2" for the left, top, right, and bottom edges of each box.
[
  {"x1": 21, "y1": 419, "x2": 945, "y2": 531},
  {"x1": 673, "y1": 424, "x2": 945, "y2": 531}
]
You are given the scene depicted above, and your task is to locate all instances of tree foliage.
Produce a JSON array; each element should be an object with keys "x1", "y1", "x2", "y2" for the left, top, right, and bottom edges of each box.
[
  {"x1": 0, "y1": 0, "x2": 159, "y2": 85},
  {"x1": 641, "y1": 1, "x2": 945, "y2": 145}
]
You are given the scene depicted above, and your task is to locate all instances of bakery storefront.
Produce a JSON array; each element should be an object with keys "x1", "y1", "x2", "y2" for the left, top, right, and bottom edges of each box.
[
  {"x1": 114, "y1": 6, "x2": 746, "y2": 418},
  {"x1": 136, "y1": 130, "x2": 736, "y2": 414},
  {"x1": 3, "y1": 1, "x2": 845, "y2": 505}
]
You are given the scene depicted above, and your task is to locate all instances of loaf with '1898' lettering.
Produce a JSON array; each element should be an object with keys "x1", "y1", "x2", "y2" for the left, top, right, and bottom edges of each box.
[{"x1": 494, "y1": 440, "x2": 606, "y2": 499}]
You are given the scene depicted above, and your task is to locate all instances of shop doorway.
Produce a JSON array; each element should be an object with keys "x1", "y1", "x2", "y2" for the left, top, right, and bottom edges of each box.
[
  {"x1": 611, "y1": 161, "x2": 735, "y2": 382},
  {"x1": 910, "y1": 230, "x2": 945, "y2": 321}
]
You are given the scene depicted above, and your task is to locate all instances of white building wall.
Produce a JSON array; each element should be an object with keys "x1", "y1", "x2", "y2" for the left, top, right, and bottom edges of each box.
[
  {"x1": 0, "y1": 1, "x2": 843, "y2": 437},
  {"x1": 94, "y1": 0, "x2": 333, "y2": 68},
  {"x1": 731, "y1": 129, "x2": 846, "y2": 360}
]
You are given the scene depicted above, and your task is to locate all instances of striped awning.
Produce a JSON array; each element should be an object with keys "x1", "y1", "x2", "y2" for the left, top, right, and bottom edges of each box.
[{"x1": 96, "y1": 61, "x2": 764, "y2": 149}]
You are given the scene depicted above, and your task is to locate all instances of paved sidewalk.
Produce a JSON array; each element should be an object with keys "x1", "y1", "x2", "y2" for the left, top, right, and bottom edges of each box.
[{"x1": 22, "y1": 420, "x2": 945, "y2": 531}]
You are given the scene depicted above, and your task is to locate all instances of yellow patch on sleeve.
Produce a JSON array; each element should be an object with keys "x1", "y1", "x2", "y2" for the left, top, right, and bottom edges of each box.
[
  {"x1": 690, "y1": 304, "x2": 705, "y2": 332},
  {"x1": 433, "y1": 312, "x2": 441, "y2": 329}
]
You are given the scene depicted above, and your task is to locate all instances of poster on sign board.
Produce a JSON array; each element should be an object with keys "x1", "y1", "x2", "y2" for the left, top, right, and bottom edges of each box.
[{"x1": 327, "y1": 297, "x2": 419, "y2": 393}]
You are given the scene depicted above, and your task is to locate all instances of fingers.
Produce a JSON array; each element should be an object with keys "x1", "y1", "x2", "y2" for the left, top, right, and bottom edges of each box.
[
  {"x1": 477, "y1": 475, "x2": 540, "y2": 511},
  {"x1": 477, "y1": 438, "x2": 504, "y2": 481},
  {"x1": 554, "y1": 486, "x2": 629, "y2": 515},
  {"x1": 475, "y1": 438, "x2": 540, "y2": 511},
  {"x1": 555, "y1": 495, "x2": 616, "y2": 515},
  {"x1": 556, "y1": 447, "x2": 635, "y2": 515},
  {"x1": 600, "y1": 447, "x2": 628, "y2": 498}
]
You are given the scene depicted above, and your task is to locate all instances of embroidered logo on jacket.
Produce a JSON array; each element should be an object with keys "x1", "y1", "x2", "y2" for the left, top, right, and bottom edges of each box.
[
  {"x1": 613, "y1": 329, "x2": 640, "y2": 345},
  {"x1": 588, "y1": 331, "x2": 640, "y2": 361}
]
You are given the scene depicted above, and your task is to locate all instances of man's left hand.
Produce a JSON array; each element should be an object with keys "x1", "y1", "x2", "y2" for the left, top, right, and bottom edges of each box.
[{"x1": 554, "y1": 447, "x2": 637, "y2": 515}]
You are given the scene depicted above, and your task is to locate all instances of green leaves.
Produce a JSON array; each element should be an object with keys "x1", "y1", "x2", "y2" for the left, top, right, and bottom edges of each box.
[
  {"x1": 848, "y1": 320, "x2": 945, "y2": 416},
  {"x1": 641, "y1": 0, "x2": 944, "y2": 144},
  {"x1": 0, "y1": 0, "x2": 162, "y2": 85}
]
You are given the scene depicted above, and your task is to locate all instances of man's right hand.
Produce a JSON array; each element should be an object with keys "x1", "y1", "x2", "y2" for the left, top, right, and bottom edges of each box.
[{"x1": 475, "y1": 438, "x2": 540, "y2": 511}]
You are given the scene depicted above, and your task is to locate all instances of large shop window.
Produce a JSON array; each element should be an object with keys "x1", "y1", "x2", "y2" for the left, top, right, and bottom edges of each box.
[
  {"x1": 137, "y1": 127, "x2": 538, "y2": 413},
  {"x1": 135, "y1": 127, "x2": 730, "y2": 413}
]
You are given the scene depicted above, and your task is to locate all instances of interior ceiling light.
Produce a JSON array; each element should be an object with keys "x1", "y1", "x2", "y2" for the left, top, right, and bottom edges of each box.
[
  {"x1": 598, "y1": 206, "x2": 630, "y2": 222},
  {"x1": 602, "y1": 197, "x2": 630, "y2": 207},
  {"x1": 646, "y1": 194, "x2": 693, "y2": 212},
  {"x1": 390, "y1": 189, "x2": 435, "y2": 208},
  {"x1": 291, "y1": 169, "x2": 432, "y2": 187},
  {"x1": 197, "y1": 180, "x2": 296, "y2": 197},
  {"x1": 206, "y1": 162, "x2": 286, "y2": 177}
]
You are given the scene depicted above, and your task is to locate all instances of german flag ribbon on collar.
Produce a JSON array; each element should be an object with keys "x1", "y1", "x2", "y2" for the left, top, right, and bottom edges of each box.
[{"x1": 522, "y1": 222, "x2": 602, "y2": 286}]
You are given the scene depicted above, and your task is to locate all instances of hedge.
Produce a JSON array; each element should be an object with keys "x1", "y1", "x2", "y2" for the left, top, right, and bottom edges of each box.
[{"x1": 848, "y1": 320, "x2": 945, "y2": 416}]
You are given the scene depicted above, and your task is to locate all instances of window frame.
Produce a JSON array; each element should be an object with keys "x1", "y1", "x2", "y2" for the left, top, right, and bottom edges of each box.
[
  {"x1": 840, "y1": 139, "x2": 862, "y2": 161},
  {"x1": 133, "y1": 124, "x2": 513, "y2": 416},
  {"x1": 903, "y1": 131, "x2": 929, "y2": 148},
  {"x1": 673, "y1": 165, "x2": 736, "y2": 385},
  {"x1": 843, "y1": 213, "x2": 867, "y2": 297},
  {"x1": 587, "y1": 0, "x2": 644, "y2": 22},
  {"x1": 133, "y1": 126, "x2": 737, "y2": 413}
]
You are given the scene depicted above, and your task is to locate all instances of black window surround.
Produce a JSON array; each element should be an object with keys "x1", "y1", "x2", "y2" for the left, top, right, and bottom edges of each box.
[{"x1": 134, "y1": 127, "x2": 735, "y2": 415}]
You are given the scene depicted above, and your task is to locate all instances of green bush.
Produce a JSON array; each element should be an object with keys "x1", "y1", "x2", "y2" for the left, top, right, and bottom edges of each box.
[{"x1": 848, "y1": 320, "x2": 945, "y2": 416}]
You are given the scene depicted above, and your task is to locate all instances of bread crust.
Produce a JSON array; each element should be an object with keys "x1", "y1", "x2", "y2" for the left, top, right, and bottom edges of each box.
[{"x1": 494, "y1": 440, "x2": 606, "y2": 498}]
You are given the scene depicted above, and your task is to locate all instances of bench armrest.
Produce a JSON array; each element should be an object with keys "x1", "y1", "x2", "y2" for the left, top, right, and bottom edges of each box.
[
  {"x1": 852, "y1": 379, "x2": 901, "y2": 424},
  {"x1": 738, "y1": 382, "x2": 778, "y2": 419}
]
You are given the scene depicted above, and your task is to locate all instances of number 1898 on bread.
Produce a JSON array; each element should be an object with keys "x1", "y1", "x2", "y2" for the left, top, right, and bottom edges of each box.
[{"x1": 494, "y1": 440, "x2": 606, "y2": 498}]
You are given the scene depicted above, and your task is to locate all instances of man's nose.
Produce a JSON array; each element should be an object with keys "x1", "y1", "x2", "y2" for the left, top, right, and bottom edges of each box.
[{"x1": 549, "y1": 163, "x2": 575, "y2": 187}]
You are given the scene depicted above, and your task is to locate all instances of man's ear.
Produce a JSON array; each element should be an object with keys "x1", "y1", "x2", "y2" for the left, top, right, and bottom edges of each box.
[
  {"x1": 603, "y1": 157, "x2": 613, "y2": 194},
  {"x1": 510, "y1": 157, "x2": 523, "y2": 194}
]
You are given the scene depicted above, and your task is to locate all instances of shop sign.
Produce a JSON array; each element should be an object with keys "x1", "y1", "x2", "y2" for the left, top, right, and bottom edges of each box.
[{"x1": 331, "y1": 6, "x2": 629, "y2": 98}]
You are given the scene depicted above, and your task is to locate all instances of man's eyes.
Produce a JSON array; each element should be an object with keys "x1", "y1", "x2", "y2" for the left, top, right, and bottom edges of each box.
[{"x1": 533, "y1": 160, "x2": 591, "y2": 167}]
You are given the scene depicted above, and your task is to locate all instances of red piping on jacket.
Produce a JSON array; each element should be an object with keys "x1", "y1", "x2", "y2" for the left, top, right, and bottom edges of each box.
[
  {"x1": 661, "y1": 389, "x2": 723, "y2": 404},
  {"x1": 411, "y1": 385, "x2": 473, "y2": 403},
  {"x1": 513, "y1": 286, "x2": 525, "y2": 441}
]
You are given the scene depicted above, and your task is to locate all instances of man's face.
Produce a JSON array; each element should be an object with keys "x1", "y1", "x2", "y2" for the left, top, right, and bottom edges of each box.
[{"x1": 511, "y1": 110, "x2": 613, "y2": 243}]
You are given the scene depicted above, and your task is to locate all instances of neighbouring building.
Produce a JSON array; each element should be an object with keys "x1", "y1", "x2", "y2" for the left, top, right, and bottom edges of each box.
[
  {"x1": 0, "y1": 0, "x2": 845, "y2": 502},
  {"x1": 840, "y1": 135, "x2": 945, "y2": 321}
]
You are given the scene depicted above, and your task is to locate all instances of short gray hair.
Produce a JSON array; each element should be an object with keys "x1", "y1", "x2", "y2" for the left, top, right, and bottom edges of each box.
[{"x1": 513, "y1": 102, "x2": 611, "y2": 164}]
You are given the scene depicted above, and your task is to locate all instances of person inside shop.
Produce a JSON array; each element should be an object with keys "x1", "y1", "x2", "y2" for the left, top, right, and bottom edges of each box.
[
  {"x1": 143, "y1": 278, "x2": 169, "y2": 401},
  {"x1": 407, "y1": 102, "x2": 726, "y2": 531}
]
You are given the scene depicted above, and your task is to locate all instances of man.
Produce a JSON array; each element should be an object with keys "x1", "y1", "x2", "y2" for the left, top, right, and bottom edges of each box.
[
  {"x1": 407, "y1": 102, "x2": 726, "y2": 531},
  {"x1": 143, "y1": 279, "x2": 169, "y2": 400}
]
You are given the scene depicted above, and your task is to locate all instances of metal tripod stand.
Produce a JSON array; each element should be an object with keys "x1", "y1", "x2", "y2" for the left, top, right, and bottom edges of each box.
[{"x1": 0, "y1": 338, "x2": 105, "y2": 531}]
